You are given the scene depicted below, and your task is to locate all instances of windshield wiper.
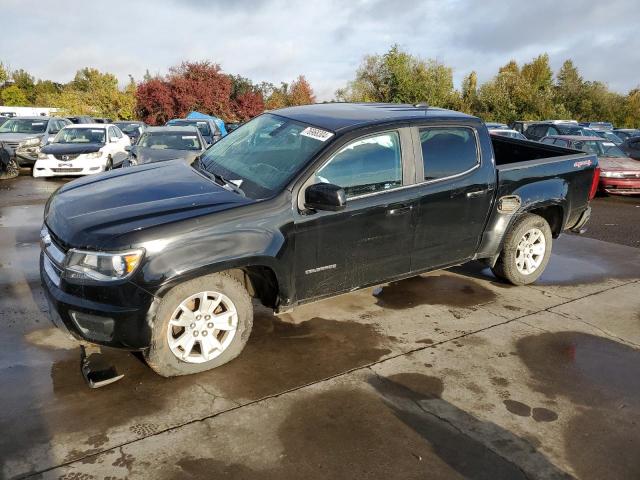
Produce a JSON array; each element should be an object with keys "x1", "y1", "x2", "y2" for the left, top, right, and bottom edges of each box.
[{"x1": 194, "y1": 160, "x2": 245, "y2": 197}]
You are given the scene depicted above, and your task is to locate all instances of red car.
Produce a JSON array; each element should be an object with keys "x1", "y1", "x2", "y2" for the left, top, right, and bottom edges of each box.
[{"x1": 541, "y1": 135, "x2": 640, "y2": 195}]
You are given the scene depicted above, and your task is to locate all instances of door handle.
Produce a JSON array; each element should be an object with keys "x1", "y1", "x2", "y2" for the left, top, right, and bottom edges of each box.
[
  {"x1": 466, "y1": 189, "x2": 488, "y2": 198},
  {"x1": 387, "y1": 205, "x2": 413, "y2": 215}
]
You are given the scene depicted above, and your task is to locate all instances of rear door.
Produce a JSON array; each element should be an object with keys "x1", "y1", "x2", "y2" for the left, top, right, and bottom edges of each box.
[
  {"x1": 410, "y1": 125, "x2": 494, "y2": 271},
  {"x1": 294, "y1": 128, "x2": 417, "y2": 302}
]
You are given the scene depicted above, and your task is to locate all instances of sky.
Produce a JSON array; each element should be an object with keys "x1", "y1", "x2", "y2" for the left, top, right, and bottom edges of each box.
[{"x1": 2, "y1": 0, "x2": 638, "y2": 101}]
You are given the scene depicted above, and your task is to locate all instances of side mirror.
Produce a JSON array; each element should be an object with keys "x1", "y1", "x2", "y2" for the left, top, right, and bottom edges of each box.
[{"x1": 304, "y1": 183, "x2": 346, "y2": 212}]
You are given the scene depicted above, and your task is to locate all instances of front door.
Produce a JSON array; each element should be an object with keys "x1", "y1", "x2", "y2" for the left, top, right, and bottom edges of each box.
[{"x1": 294, "y1": 129, "x2": 416, "y2": 302}]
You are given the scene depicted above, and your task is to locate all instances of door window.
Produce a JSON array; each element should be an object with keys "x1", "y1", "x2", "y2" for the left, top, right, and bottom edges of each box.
[
  {"x1": 108, "y1": 127, "x2": 118, "y2": 141},
  {"x1": 420, "y1": 127, "x2": 479, "y2": 180},
  {"x1": 316, "y1": 131, "x2": 402, "y2": 198}
]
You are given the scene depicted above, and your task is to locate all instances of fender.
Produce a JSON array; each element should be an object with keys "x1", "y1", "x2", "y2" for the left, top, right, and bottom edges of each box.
[
  {"x1": 138, "y1": 225, "x2": 293, "y2": 304},
  {"x1": 476, "y1": 177, "x2": 568, "y2": 264}
]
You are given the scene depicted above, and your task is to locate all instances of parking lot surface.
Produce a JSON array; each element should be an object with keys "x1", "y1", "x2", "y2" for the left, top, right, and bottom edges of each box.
[{"x1": 1, "y1": 175, "x2": 639, "y2": 479}]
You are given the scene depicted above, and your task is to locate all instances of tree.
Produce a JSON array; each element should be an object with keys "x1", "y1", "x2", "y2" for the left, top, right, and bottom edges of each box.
[
  {"x1": 1, "y1": 85, "x2": 28, "y2": 106},
  {"x1": 136, "y1": 78, "x2": 175, "y2": 124},
  {"x1": 288, "y1": 75, "x2": 315, "y2": 105},
  {"x1": 460, "y1": 71, "x2": 478, "y2": 114},
  {"x1": 11, "y1": 69, "x2": 35, "y2": 103},
  {"x1": 335, "y1": 45, "x2": 456, "y2": 108},
  {"x1": 0, "y1": 62, "x2": 8, "y2": 85}
]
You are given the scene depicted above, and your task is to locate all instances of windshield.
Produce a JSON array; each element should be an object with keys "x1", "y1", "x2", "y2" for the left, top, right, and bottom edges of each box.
[
  {"x1": 168, "y1": 120, "x2": 211, "y2": 136},
  {"x1": 54, "y1": 127, "x2": 106, "y2": 144},
  {"x1": 138, "y1": 131, "x2": 202, "y2": 150},
  {"x1": 557, "y1": 125, "x2": 583, "y2": 135},
  {"x1": 0, "y1": 119, "x2": 48, "y2": 134},
  {"x1": 115, "y1": 123, "x2": 141, "y2": 134},
  {"x1": 573, "y1": 140, "x2": 627, "y2": 158},
  {"x1": 198, "y1": 113, "x2": 330, "y2": 199}
]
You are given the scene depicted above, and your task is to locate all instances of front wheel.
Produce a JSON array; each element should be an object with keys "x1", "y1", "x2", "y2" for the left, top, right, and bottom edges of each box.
[
  {"x1": 105, "y1": 157, "x2": 113, "y2": 171},
  {"x1": 491, "y1": 213, "x2": 552, "y2": 285},
  {"x1": 144, "y1": 272, "x2": 253, "y2": 377}
]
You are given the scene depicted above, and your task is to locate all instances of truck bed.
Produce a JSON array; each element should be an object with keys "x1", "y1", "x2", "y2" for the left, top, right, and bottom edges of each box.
[
  {"x1": 491, "y1": 135, "x2": 585, "y2": 167},
  {"x1": 489, "y1": 135, "x2": 598, "y2": 234}
]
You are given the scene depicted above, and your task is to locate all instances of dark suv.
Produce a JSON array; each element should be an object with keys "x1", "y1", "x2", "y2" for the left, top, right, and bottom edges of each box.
[{"x1": 525, "y1": 122, "x2": 588, "y2": 141}]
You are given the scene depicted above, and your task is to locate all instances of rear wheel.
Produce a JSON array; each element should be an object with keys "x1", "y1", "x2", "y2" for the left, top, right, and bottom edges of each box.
[
  {"x1": 491, "y1": 213, "x2": 552, "y2": 285},
  {"x1": 144, "y1": 272, "x2": 253, "y2": 377}
]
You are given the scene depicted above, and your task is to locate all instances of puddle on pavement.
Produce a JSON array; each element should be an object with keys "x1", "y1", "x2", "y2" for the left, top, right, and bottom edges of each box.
[
  {"x1": 199, "y1": 311, "x2": 394, "y2": 399},
  {"x1": 516, "y1": 331, "x2": 640, "y2": 408},
  {"x1": 453, "y1": 235, "x2": 640, "y2": 286},
  {"x1": 517, "y1": 331, "x2": 640, "y2": 479},
  {"x1": 366, "y1": 373, "x2": 571, "y2": 480},
  {"x1": 172, "y1": 386, "x2": 478, "y2": 480},
  {"x1": 0, "y1": 348, "x2": 199, "y2": 467},
  {"x1": 372, "y1": 274, "x2": 496, "y2": 310}
]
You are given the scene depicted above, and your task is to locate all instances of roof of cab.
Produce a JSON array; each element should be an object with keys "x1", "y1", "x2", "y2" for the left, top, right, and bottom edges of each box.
[{"x1": 272, "y1": 102, "x2": 479, "y2": 133}]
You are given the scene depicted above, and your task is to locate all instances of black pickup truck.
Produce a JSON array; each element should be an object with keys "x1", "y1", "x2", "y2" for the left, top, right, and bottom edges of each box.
[{"x1": 41, "y1": 103, "x2": 599, "y2": 377}]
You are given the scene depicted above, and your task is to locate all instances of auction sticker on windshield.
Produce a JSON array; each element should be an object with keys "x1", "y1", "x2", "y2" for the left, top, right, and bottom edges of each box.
[{"x1": 300, "y1": 127, "x2": 334, "y2": 142}]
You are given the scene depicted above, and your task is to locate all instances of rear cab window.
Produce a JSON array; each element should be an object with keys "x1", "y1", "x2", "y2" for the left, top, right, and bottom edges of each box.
[{"x1": 419, "y1": 127, "x2": 479, "y2": 180}]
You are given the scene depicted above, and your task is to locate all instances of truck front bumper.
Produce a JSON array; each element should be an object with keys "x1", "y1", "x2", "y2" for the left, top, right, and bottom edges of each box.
[{"x1": 40, "y1": 253, "x2": 156, "y2": 350}]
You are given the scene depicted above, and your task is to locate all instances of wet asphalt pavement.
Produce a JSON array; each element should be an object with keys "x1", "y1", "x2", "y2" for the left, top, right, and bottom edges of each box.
[
  {"x1": 0, "y1": 173, "x2": 639, "y2": 479},
  {"x1": 580, "y1": 194, "x2": 640, "y2": 248}
]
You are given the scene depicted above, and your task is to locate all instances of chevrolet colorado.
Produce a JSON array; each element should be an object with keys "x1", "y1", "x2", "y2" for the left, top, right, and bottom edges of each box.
[{"x1": 41, "y1": 103, "x2": 599, "y2": 376}]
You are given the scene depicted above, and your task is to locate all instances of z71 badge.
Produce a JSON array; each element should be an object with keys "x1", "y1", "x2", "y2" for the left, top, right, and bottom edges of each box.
[{"x1": 574, "y1": 159, "x2": 592, "y2": 168}]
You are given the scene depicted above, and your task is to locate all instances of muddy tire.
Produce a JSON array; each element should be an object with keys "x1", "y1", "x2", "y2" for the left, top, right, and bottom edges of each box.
[
  {"x1": 491, "y1": 213, "x2": 552, "y2": 286},
  {"x1": 144, "y1": 272, "x2": 253, "y2": 377}
]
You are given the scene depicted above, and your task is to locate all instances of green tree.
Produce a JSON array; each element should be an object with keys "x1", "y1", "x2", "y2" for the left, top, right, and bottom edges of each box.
[
  {"x1": 1, "y1": 85, "x2": 28, "y2": 105},
  {"x1": 0, "y1": 62, "x2": 8, "y2": 85},
  {"x1": 335, "y1": 45, "x2": 456, "y2": 108},
  {"x1": 11, "y1": 69, "x2": 36, "y2": 104}
]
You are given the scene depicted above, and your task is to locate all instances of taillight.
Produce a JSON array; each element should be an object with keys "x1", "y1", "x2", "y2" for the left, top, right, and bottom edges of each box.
[{"x1": 589, "y1": 166, "x2": 600, "y2": 200}]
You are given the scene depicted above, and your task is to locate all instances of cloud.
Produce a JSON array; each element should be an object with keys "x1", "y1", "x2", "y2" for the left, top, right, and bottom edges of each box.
[{"x1": 1, "y1": 0, "x2": 638, "y2": 101}]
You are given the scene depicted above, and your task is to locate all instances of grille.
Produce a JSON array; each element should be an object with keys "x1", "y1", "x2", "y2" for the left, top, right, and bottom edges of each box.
[
  {"x1": 51, "y1": 168, "x2": 83, "y2": 173},
  {"x1": 54, "y1": 154, "x2": 80, "y2": 161}
]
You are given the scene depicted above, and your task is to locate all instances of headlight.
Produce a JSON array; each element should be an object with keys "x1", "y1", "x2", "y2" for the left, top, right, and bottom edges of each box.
[
  {"x1": 64, "y1": 249, "x2": 144, "y2": 282},
  {"x1": 600, "y1": 171, "x2": 625, "y2": 178},
  {"x1": 84, "y1": 151, "x2": 103, "y2": 159},
  {"x1": 38, "y1": 152, "x2": 49, "y2": 160},
  {"x1": 21, "y1": 138, "x2": 41, "y2": 148}
]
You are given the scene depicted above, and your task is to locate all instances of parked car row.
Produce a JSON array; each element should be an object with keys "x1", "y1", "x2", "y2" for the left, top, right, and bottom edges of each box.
[
  {"x1": 486, "y1": 119, "x2": 640, "y2": 195},
  {"x1": 0, "y1": 110, "x2": 241, "y2": 179}
]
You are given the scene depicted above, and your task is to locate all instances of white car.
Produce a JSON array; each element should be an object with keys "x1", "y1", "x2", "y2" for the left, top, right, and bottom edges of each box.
[{"x1": 33, "y1": 123, "x2": 130, "y2": 178}]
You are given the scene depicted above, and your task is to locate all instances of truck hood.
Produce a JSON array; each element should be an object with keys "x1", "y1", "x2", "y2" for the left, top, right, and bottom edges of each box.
[
  {"x1": 0, "y1": 132, "x2": 43, "y2": 143},
  {"x1": 45, "y1": 160, "x2": 253, "y2": 249},
  {"x1": 599, "y1": 156, "x2": 640, "y2": 171},
  {"x1": 41, "y1": 142, "x2": 104, "y2": 155},
  {"x1": 132, "y1": 147, "x2": 201, "y2": 165}
]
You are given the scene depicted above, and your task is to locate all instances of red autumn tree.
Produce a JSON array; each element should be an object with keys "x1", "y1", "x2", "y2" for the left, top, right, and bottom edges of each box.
[
  {"x1": 136, "y1": 62, "x2": 317, "y2": 124},
  {"x1": 232, "y1": 91, "x2": 265, "y2": 121},
  {"x1": 168, "y1": 61, "x2": 234, "y2": 120},
  {"x1": 136, "y1": 78, "x2": 175, "y2": 125}
]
